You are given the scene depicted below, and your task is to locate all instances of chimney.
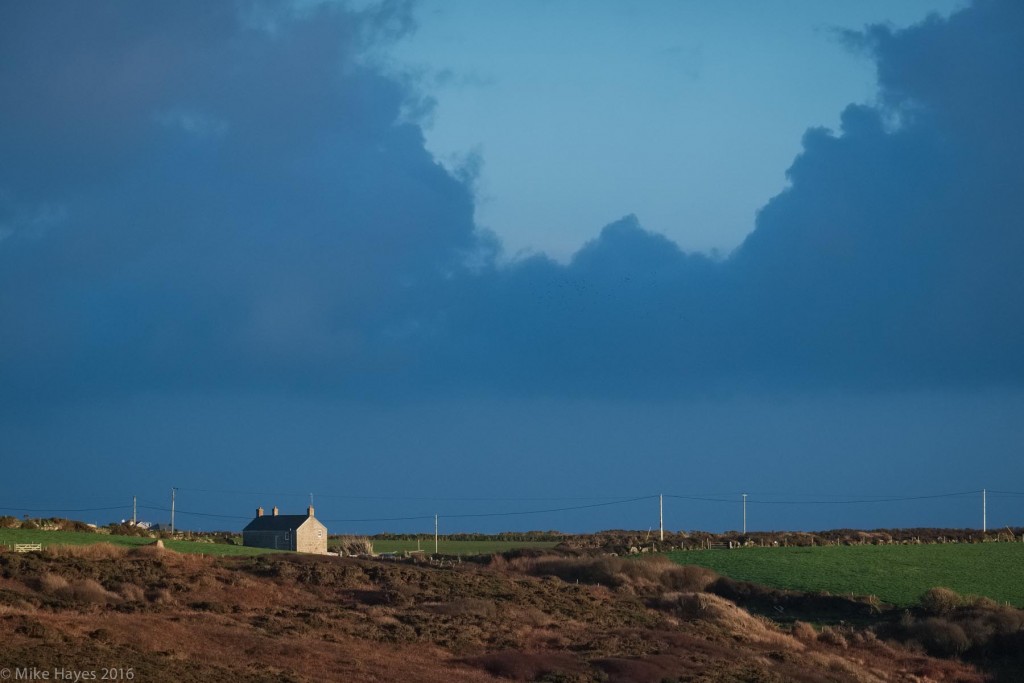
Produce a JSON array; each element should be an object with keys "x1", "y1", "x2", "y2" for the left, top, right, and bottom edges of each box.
[
  {"x1": 272, "y1": 506, "x2": 279, "y2": 516},
  {"x1": 256, "y1": 507, "x2": 264, "y2": 518},
  {"x1": 307, "y1": 505, "x2": 314, "y2": 517}
]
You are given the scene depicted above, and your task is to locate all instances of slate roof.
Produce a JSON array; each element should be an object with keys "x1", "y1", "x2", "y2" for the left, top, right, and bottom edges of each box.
[{"x1": 242, "y1": 514, "x2": 312, "y2": 532}]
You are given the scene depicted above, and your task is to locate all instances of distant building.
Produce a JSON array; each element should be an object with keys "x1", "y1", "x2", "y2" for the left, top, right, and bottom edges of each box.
[{"x1": 242, "y1": 506, "x2": 328, "y2": 554}]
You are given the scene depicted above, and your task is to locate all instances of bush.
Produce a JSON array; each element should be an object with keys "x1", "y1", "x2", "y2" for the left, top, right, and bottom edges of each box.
[
  {"x1": 36, "y1": 572, "x2": 70, "y2": 594},
  {"x1": 118, "y1": 583, "x2": 146, "y2": 602},
  {"x1": 791, "y1": 621, "x2": 817, "y2": 641},
  {"x1": 53, "y1": 519, "x2": 95, "y2": 532},
  {"x1": 920, "y1": 587, "x2": 963, "y2": 615},
  {"x1": 105, "y1": 523, "x2": 151, "y2": 538},
  {"x1": 0, "y1": 516, "x2": 20, "y2": 529},
  {"x1": 68, "y1": 578, "x2": 122, "y2": 605},
  {"x1": 660, "y1": 564, "x2": 718, "y2": 592},
  {"x1": 516, "y1": 555, "x2": 720, "y2": 594},
  {"x1": 818, "y1": 627, "x2": 848, "y2": 649},
  {"x1": 911, "y1": 618, "x2": 970, "y2": 657},
  {"x1": 422, "y1": 598, "x2": 497, "y2": 618}
]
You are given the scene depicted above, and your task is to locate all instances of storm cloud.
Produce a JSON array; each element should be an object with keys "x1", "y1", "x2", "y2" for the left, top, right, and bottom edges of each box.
[
  {"x1": 1, "y1": 0, "x2": 1022, "y2": 406},
  {"x1": 0, "y1": 0, "x2": 484, "y2": 404},
  {"x1": 434, "y1": 0, "x2": 1024, "y2": 395}
]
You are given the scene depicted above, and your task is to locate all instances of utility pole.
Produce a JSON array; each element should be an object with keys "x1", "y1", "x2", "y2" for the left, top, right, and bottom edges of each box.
[
  {"x1": 132, "y1": 496, "x2": 137, "y2": 526},
  {"x1": 659, "y1": 494, "x2": 664, "y2": 542},
  {"x1": 983, "y1": 488, "x2": 987, "y2": 533},
  {"x1": 434, "y1": 514, "x2": 438, "y2": 554},
  {"x1": 742, "y1": 493, "x2": 747, "y2": 535},
  {"x1": 170, "y1": 487, "x2": 176, "y2": 534}
]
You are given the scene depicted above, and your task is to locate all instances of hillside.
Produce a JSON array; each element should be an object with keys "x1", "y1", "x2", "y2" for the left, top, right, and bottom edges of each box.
[{"x1": 0, "y1": 544, "x2": 989, "y2": 683}]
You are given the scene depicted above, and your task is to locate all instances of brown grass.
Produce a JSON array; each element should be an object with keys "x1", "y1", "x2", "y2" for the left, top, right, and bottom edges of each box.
[
  {"x1": 791, "y1": 620, "x2": 817, "y2": 641},
  {"x1": 0, "y1": 549, "x2": 992, "y2": 683},
  {"x1": 36, "y1": 572, "x2": 70, "y2": 593},
  {"x1": 462, "y1": 651, "x2": 586, "y2": 681},
  {"x1": 421, "y1": 598, "x2": 498, "y2": 618},
  {"x1": 118, "y1": 583, "x2": 146, "y2": 602},
  {"x1": 44, "y1": 543, "x2": 128, "y2": 560},
  {"x1": 817, "y1": 626, "x2": 849, "y2": 649},
  {"x1": 66, "y1": 578, "x2": 122, "y2": 604},
  {"x1": 506, "y1": 554, "x2": 718, "y2": 593}
]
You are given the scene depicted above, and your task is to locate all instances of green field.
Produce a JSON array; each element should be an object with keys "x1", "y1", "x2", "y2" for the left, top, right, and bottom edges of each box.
[
  {"x1": 369, "y1": 539, "x2": 559, "y2": 555},
  {"x1": 0, "y1": 529, "x2": 555, "y2": 557},
  {"x1": 0, "y1": 528, "x2": 283, "y2": 556},
  {"x1": 667, "y1": 543, "x2": 1024, "y2": 608}
]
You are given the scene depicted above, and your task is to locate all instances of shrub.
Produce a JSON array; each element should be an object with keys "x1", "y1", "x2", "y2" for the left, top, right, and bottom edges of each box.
[
  {"x1": 0, "y1": 516, "x2": 20, "y2": 529},
  {"x1": 791, "y1": 621, "x2": 817, "y2": 641},
  {"x1": 463, "y1": 651, "x2": 585, "y2": 680},
  {"x1": 523, "y1": 556, "x2": 624, "y2": 587},
  {"x1": 68, "y1": 578, "x2": 122, "y2": 604},
  {"x1": 911, "y1": 618, "x2": 970, "y2": 657},
  {"x1": 422, "y1": 598, "x2": 497, "y2": 618},
  {"x1": 659, "y1": 564, "x2": 718, "y2": 592},
  {"x1": 118, "y1": 583, "x2": 146, "y2": 602},
  {"x1": 920, "y1": 587, "x2": 963, "y2": 615},
  {"x1": 36, "y1": 572, "x2": 70, "y2": 594},
  {"x1": 817, "y1": 627, "x2": 848, "y2": 649},
  {"x1": 105, "y1": 523, "x2": 151, "y2": 538},
  {"x1": 55, "y1": 519, "x2": 95, "y2": 533},
  {"x1": 514, "y1": 554, "x2": 719, "y2": 594}
]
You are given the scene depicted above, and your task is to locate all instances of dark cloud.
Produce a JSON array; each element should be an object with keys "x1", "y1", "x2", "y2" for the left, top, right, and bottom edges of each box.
[
  {"x1": 1, "y1": 0, "x2": 1022, "y2": 406},
  {"x1": 0, "y1": 0, "x2": 483, "y2": 404},
  {"x1": 431, "y1": 0, "x2": 1024, "y2": 395}
]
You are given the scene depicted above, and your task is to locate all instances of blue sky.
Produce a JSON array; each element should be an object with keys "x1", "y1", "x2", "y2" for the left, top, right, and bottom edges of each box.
[
  {"x1": 1, "y1": 0, "x2": 1022, "y2": 534},
  {"x1": 389, "y1": 0, "x2": 964, "y2": 258}
]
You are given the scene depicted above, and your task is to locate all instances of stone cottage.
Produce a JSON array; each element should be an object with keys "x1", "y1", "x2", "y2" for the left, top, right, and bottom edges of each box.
[{"x1": 242, "y1": 505, "x2": 328, "y2": 554}]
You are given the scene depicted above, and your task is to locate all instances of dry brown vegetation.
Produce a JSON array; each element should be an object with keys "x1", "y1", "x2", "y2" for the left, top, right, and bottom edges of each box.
[{"x1": 0, "y1": 547, "x2": 994, "y2": 682}]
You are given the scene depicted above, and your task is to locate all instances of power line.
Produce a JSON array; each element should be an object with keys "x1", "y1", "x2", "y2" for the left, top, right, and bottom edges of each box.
[
  {"x1": 322, "y1": 496, "x2": 656, "y2": 523},
  {"x1": 0, "y1": 505, "x2": 130, "y2": 513},
  {"x1": 666, "y1": 490, "x2": 979, "y2": 505},
  {"x1": 441, "y1": 495, "x2": 657, "y2": 520},
  {"x1": 322, "y1": 514, "x2": 437, "y2": 523},
  {"x1": 137, "y1": 504, "x2": 250, "y2": 520},
  {"x1": 173, "y1": 487, "x2": 648, "y2": 502}
]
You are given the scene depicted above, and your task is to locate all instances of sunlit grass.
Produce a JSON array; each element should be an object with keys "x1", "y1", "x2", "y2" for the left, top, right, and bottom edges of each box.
[
  {"x1": 0, "y1": 528, "x2": 282, "y2": 556},
  {"x1": 369, "y1": 539, "x2": 559, "y2": 555},
  {"x1": 667, "y1": 542, "x2": 1024, "y2": 607}
]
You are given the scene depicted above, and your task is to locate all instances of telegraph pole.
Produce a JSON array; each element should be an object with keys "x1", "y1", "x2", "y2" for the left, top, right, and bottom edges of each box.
[
  {"x1": 434, "y1": 514, "x2": 439, "y2": 554},
  {"x1": 742, "y1": 493, "x2": 747, "y2": 535},
  {"x1": 659, "y1": 494, "x2": 664, "y2": 542},
  {"x1": 170, "y1": 487, "x2": 176, "y2": 534},
  {"x1": 983, "y1": 488, "x2": 987, "y2": 533}
]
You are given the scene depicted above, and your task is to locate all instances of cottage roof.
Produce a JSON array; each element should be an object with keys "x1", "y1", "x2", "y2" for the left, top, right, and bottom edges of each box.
[{"x1": 243, "y1": 514, "x2": 312, "y2": 532}]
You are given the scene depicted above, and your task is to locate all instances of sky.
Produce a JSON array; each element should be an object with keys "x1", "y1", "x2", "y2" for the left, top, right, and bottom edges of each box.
[
  {"x1": 1, "y1": 0, "x2": 1023, "y2": 535},
  {"x1": 389, "y1": 0, "x2": 966, "y2": 259}
]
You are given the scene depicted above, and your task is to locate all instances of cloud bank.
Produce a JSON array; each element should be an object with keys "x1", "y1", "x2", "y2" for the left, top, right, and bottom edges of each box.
[{"x1": 1, "y1": 0, "x2": 1022, "y2": 405}]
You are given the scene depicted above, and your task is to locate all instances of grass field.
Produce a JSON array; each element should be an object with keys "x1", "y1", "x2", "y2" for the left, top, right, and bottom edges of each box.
[
  {"x1": 667, "y1": 543, "x2": 1024, "y2": 608},
  {"x1": 0, "y1": 528, "x2": 282, "y2": 556},
  {"x1": 0, "y1": 529, "x2": 554, "y2": 557},
  {"x1": 368, "y1": 539, "x2": 559, "y2": 555}
]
